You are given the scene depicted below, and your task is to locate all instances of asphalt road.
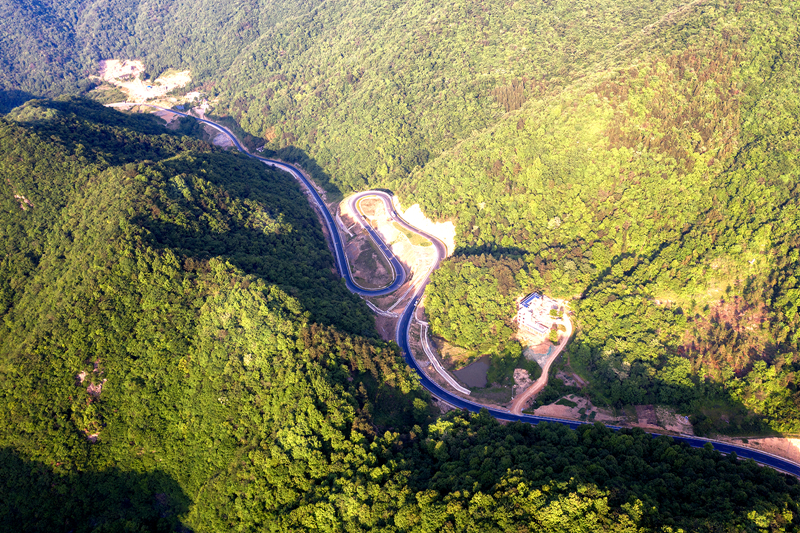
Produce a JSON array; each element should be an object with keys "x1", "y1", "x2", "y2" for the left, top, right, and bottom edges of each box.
[
  {"x1": 109, "y1": 102, "x2": 800, "y2": 478},
  {"x1": 344, "y1": 193, "x2": 406, "y2": 292}
]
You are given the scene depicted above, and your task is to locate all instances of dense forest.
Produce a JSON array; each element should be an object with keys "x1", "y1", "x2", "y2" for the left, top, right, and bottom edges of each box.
[
  {"x1": 0, "y1": 0, "x2": 326, "y2": 111},
  {"x1": 405, "y1": 1, "x2": 800, "y2": 434},
  {"x1": 4, "y1": 0, "x2": 800, "y2": 526},
  {"x1": 33, "y1": 0, "x2": 793, "y2": 434},
  {"x1": 2, "y1": 98, "x2": 799, "y2": 530}
]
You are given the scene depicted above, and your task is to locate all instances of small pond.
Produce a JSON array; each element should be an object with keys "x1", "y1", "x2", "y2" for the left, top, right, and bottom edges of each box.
[{"x1": 454, "y1": 355, "x2": 490, "y2": 388}]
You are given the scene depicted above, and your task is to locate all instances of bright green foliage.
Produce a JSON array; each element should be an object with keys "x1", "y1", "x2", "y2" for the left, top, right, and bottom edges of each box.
[
  {"x1": 216, "y1": 0, "x2": 691, "y2": 193},
  {"x1": 427, "y1": 256, "x2": 532, "y2": 352},
  {"x1": 0, "y1": 99, "x2": 423, "y2": 528},
  {"x1": 400, "y1": 1, "x2": 800, "y2": 431},
  {"x1": 2, "y1": 98, "x2": 800, "y2": 532},
  {"x1": 426, "y1": 255, "x2": 542, "y2": 378}
]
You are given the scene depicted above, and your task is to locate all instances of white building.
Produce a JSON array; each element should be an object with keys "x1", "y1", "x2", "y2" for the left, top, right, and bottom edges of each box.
[{"x1": 516, "y1": 293, "x2": 558, "y2": 338}]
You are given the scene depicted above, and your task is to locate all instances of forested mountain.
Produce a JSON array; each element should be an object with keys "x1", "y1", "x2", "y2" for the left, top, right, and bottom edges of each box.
[
  {"x1": 2, "y1": 98, "x2": 800, "y2": 531},
  {"x1": 4, "y1": 0, "x2": 800, "y2": 525},
  {"x1": 210, "y1": 0, "x2": 800, "y2": 434},
  {"x1": 216, "y1": 0, "x2": 800, "y2": 434},
  {"x1": 406, "y1": 2, "x2": 800, "y2": 434},
  {"x1": 202, "y1": 0, "x2": 800, "y2": 435},
  {"x1": 0, "y1": 0, "x2": 324, "y2": 110}
]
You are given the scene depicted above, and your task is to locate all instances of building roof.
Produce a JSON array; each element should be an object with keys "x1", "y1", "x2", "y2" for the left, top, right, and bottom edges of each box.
[{"x1": 520, "y1": 293, "x2": 541, "y2": 308}]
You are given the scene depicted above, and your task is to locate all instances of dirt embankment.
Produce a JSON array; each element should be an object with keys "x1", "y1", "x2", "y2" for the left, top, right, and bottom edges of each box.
[
  {"x1": 338, "y1": 199, "x2": 394, "y2": 290},
  {"x1": 392, "y1": 201, "x2": 456, "y2": 257},
  {"x1": 714, "y1": 436, "x2": 800, "y2": 466}
]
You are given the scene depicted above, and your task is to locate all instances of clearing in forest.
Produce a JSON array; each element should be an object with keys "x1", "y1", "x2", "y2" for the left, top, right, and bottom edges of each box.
[{"x1": 94, "y1": 59, "x2": 192, "y2": 102}]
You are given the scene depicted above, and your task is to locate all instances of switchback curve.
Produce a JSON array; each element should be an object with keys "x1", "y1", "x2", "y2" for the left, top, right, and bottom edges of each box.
[{"x1": 108, "y1": 102, "x2": 800, "y2": 478}]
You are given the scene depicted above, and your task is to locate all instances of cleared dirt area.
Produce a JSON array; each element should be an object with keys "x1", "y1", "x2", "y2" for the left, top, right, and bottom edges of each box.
[
  {"x1": 338, "y1": 203, "x2": 394, "y2": 289},
  {"x1": 202, "y1": 124, "x2": 236, "y2": 148},
  {"x1": 96, "y1": 59, "x2": 192, "y2": 102},
  {"x1": 153, "y1": 108, "x2": 182, "y2": 128},
  {"x1": 374, "y1": 314, "x2": 398, "y2": 341},
  {"x1": 513, "y1": 368, "x2": 533, "y2": 396},
  {"x1": 533, "y1": 395, "x2": 620, "y2": 424},
  {"x1": 392, "y1": 201, "x2": 456, "y2": 256}
]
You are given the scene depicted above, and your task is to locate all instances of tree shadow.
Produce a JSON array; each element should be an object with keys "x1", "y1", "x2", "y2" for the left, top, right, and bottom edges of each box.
[
  {"x1": 7, "y1": 98, "x2": 184, "y2": 166},
  {"x1": 0, "y1": 448, "x2": 190, "y2": 532},
  {"x1": 0, "y1": 89, "x2": 37, "y2": 113},
  {"x1": 132, "y1": 150, "x2": 375, "y2": 336},
  {"x1": 452, "y1": 244, "x2": 531, "y2": 258},
  {"x1": 201, "y1": 112, "x2": 345, "y2": 201}
]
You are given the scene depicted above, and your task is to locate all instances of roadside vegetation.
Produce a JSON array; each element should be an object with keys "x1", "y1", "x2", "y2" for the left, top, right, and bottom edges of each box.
[
  {"x1": 2, "y1": 97, "x2": 799, "y2": 531},
  {"x1": 2, "y1": 0, "x2": 800, "y2": 526}
]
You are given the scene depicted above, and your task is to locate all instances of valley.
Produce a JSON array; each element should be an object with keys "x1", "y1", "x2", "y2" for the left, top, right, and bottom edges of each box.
[
  {"x1": 3, "y1": 0, "x2": 800, "y2": 529},
  {"x1": 117, "y1": 102, "x2": 800, "y2": 477}
]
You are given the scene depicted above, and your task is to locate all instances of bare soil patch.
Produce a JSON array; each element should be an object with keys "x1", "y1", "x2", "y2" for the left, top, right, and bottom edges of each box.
[
  {"x1": 201, "y1": 124, "x2": 236, "y2": 148},
  {"x1": 513, "y1": 368, "x2": 533, "y2": 396},
  {"x1": 338, "y1": 207, "x2": 393, "y2": 289},
  {"x1": 96, "y1": 59, "x2": 192, "y2": 103},
  {"x1": 435, "y1": 337, "x2": 472, "y2": 370},
  {"x1": 533, "y1": 395, "x2": 622, "y2": 425},
  {"x1": 393, "y1": 201, "x2": 456, "y2": 256},
  {"x1": 522, "y1": 341, "x2": 555, "y2": 368},
  {"x1": 636, "y1": 405, "x2": 659, "y2": 426},
  {"x1": 374, "y1": 314, "x2": 397, "y2": 342}
]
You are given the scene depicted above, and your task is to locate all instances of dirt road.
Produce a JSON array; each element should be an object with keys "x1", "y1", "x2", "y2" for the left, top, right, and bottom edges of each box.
[{"x1": 509, "y1": 317, "x2": 574, "y2": 415}]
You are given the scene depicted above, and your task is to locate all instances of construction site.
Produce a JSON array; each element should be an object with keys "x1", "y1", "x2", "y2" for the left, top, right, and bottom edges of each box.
[{"x1": 516, "y1": 293, "x2": 563, "y2": 342}]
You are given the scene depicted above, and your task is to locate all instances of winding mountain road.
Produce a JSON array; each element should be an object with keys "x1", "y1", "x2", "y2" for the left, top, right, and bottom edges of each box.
[{"x1": 109, "y1": 102, "x2": 800, "y2": 478}]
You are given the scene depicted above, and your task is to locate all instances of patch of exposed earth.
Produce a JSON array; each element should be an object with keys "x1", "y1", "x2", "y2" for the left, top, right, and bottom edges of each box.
[
  {"x1": 522, "y1": 341, "x2": 556, "y2": 369},
  {"x1": 513, "y1": 368, "x2": 533, "y2": 396},
  {"x1": 95, "y1": 59, "x2": 192, "y2": 102},
  {"x1": 373, "y1": 314, "x2": 398, "y2": 342},
  {"x1": 392, "y1": 200, "x2": 456, "y2": 256},
  {"x1": 435, "y1": 337, "x2": 472, "y2": 370},
  {"x1": 532, "y1": 395, "x2": 623, "y2": 425},
  {"x1": 633, "y1": 405, "x2": 695, "y2": 434},
  {"x1": 338, "y1": 205, "x2": 394, "y2": 290},
  {"x1": 533, "y1": 389, "x2": 695, "y2": 434}
]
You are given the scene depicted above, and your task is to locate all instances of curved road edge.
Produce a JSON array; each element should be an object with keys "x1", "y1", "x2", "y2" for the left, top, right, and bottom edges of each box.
[
  {"x1": 108, "y1": 102, "x2": 800, "y2": 478},
  {"x1": 343, "y1": 194, "x2": 401, "y2": 291}
]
